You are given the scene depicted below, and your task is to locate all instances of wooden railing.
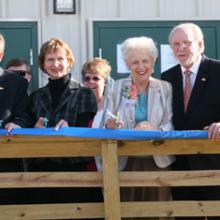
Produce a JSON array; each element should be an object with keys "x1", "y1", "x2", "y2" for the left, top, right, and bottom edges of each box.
[{"x1": 0, "y1": 134, "x2": 220, "y2": 219}]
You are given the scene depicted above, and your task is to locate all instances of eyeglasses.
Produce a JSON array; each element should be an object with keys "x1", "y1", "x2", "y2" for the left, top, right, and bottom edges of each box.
[
  {"x1": 12, "y1": 70, "x2": 31, "y2": 76},
  {"x1": 172, "y1": 41, "x2": 193, "y2": 49},
  {"x1": 83, "y1": 76, "x2": 102, "y2": 82}
]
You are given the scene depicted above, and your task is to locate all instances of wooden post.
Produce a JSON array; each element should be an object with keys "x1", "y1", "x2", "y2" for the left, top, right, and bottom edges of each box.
[{"x1": 101, "y1": 140, "x2": 121, "y2": 220}]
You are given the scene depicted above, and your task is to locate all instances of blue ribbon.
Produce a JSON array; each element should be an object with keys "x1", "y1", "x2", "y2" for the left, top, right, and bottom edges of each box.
[{"x1": 0, "y1": 127, "x2": 208, "y2": 140}]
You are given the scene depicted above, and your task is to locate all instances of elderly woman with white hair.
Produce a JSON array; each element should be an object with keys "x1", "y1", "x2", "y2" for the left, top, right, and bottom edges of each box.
[{"x1": 106, "y1": 36, "x2": 175, "y2": 220}]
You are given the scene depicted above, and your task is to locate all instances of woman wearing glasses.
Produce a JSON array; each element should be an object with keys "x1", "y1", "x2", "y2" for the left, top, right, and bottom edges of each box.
[
  {"x1": 82, "y1": 58, "x2": 110, "y2": 112},
  {"x1": 81, "y1": 58, "x2": 128, "y2": 171}
]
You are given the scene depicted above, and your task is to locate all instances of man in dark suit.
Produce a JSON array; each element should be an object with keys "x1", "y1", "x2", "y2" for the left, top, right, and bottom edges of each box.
[
  {"x1": 161, "y1": 23, "x2": 220, "y2": 220},
  {"x1": 0, "y1": 33, "x2": 29, "y2": 204},
  {"x1": 0, "y1": 33, "x2": 28, "y2": 129}
]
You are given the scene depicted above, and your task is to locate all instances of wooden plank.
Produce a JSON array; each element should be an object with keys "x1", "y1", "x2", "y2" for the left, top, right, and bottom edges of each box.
[
  {"x1": 118, "y1": 139, "x2": 220, "y2": 155},
  {"x1": 0, "y1": 136, "x2": 101, "y2": 158},
  {"x1": 0, "y1": 201, "x2": 219, "y2": 219},
  {"x1": 1, "y1": 136, "x2": 220, "y2": 158},
  {"x1": 0, "y1": 170, "x2": 220, "y2": 188},
  {"x1": 121, "y1": 201, "x2": 220, "y2": 218},
  {"x1": 0, "y1": 203, "x2": 104, "y2": 219},
  {"x1": 0, "y1": 172, "x2": 103, "y2": 188},
  {"x1": 119, "y1": 170, "x2": 220, "y2": 187},
  {"x1": 0, "y1": 135, "x2": 89, "y2": 142},
  {"x1": 102, "y1": 140, "x2": 121, "y2": 220}
]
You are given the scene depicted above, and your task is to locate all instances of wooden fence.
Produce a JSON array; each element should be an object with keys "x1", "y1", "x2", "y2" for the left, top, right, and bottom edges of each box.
[{"x1": 0, "y1": 134, "x2": 220, "y2": 219}]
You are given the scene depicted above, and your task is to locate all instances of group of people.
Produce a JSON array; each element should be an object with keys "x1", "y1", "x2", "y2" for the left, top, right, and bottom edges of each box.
[{"x1": 1, "y1": 21, "x2": 220, "y2": 220}]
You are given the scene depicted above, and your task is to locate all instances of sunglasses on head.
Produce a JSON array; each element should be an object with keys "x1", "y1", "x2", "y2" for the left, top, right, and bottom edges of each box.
[
  {"x1": 83, "y1": 76, "x2": 102, "y2": 82},
  {"x1": 12, "y1": 70, "x2": 31, "y2": 76}
]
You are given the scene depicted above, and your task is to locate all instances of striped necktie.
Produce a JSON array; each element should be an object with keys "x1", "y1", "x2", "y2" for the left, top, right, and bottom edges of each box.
[{"x1": 183, "y1": 70, "x2": 192, "y2": 112}]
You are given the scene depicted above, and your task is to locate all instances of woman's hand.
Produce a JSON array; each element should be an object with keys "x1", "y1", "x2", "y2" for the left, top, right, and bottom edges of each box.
[
  {"x1": 106, "y1": 112, "x2": 123, "y2": 129},
  {"x1": 5, "y1": 122, "x2": 21, "y2": 132},
  {"x1": 34, "y1": 117, "x2": 45, "y2": 128},
  {"x1": 54, "y1": 119, "x2": 69, "y2": 131},
  {"x1": 35, "y1": 117, "x2": 49, "y2": 128},
  {"x1": 134, "y1": 121, "x2": 157, "y2": 130}
]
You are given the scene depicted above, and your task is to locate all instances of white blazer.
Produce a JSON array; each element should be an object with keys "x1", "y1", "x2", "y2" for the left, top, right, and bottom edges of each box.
[{"x1": 108, "y1": 76, "x2": 175, "y2": 168}]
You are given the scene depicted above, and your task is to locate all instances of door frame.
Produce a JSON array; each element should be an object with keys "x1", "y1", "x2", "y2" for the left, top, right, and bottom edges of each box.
[{"x1": 0, "y1": 18, "x2": 41, "y2": 90}]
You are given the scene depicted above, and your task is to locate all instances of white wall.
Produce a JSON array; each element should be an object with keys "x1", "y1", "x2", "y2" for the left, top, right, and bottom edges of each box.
[{"x1": 0, "y1": 0, "x2": 220, "y2": 86}]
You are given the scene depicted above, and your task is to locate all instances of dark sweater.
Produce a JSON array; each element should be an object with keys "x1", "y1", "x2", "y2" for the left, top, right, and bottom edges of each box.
[{"x1": 48, "y1": 74, "x2": 70, "y2": 110}]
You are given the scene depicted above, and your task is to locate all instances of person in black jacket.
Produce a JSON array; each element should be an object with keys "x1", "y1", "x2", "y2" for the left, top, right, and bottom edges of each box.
[
  {"x1": 7, "y1": 38, "x2": 103, "y2": 209},
  {"x1": 0, "y1": 33, "x2": 29, "y2": 204},
  {"x1": 161, "y1": 22, "x2": 220, "y2": 220},
  {"x1": 0, "y1": 33, "x2": 28, "y2": 167},
  {"x1": 0, "y1": 33, "x2": 28, "y2": 130}
]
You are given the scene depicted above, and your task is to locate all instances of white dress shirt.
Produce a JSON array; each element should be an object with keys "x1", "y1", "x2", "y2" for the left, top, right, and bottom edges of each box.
[{"x1": 181, "y1": 55, "x2": 202, "y2": 88}]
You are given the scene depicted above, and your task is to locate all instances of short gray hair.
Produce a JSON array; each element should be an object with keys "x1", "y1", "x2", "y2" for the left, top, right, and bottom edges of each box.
[
  {"x1": 121, "y1": 36, "x2": 158, "y2": 62},
  {"x1": 168, "y1": 23, "x2": 204, "y2": 53}
]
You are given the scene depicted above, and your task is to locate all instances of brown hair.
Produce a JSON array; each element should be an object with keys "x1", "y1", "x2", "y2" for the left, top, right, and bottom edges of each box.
[
  {"x1": 5, "y1": 58, "x2": 31, "y2": 74},
  {"x1": 38, "y1": 38, "x2": 75, "y2": 72},
  {"x1": 81, "y1": 57, "x2": 111, "y2": 80}
]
